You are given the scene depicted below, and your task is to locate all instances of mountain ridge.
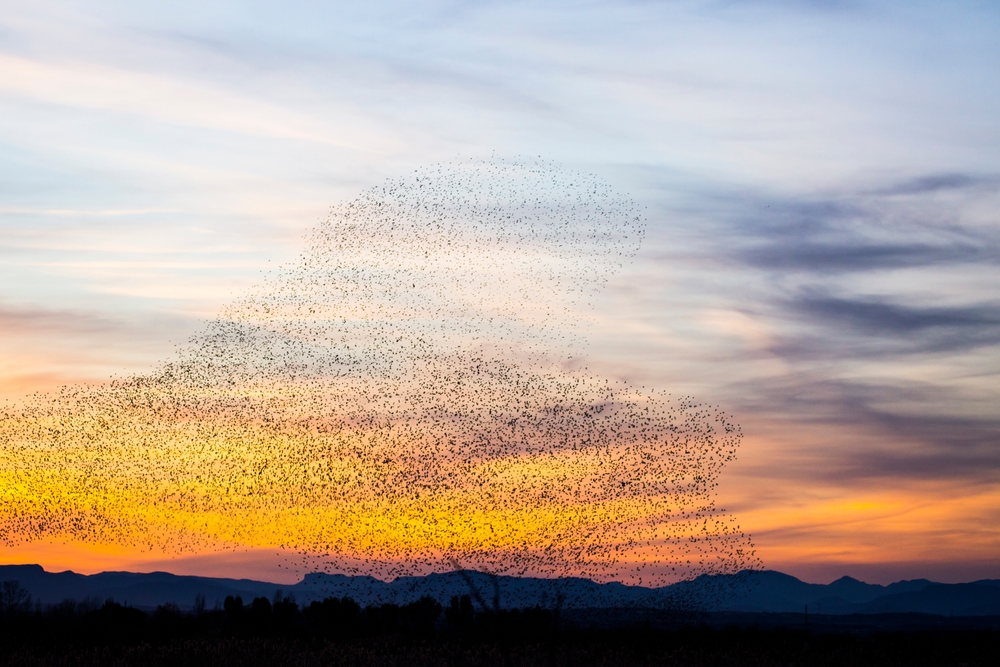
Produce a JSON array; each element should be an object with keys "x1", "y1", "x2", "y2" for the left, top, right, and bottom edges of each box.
[{"x1": 2, "y1": 564, "x2": 999, "y2": 616}]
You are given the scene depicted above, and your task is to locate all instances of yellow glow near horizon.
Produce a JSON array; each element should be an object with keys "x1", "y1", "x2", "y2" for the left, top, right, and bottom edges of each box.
[{"x1": 0, "y1": 368, "x2": 750, "y2": 586}]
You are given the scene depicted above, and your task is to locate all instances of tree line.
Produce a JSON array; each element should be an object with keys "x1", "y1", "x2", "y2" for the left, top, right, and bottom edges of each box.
[{"x1": 0, "y1": 579, "x2": 556, "y2": 644}]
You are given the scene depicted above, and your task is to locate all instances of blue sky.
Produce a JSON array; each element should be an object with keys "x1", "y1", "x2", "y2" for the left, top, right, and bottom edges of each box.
[{"x1": 2, "y1": 0, "x2": 999, "y2": 583}]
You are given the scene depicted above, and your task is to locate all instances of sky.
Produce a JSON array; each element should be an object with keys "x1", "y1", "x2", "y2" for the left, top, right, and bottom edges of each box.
[{"x1": 1, "y1": 0, "x2": 999, "y2": 585}]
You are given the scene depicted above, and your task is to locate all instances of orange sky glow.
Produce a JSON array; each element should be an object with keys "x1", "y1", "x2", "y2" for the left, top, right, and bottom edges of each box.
[{"x1": 2, "y1": 1, "x2": 999, "y2": 587}]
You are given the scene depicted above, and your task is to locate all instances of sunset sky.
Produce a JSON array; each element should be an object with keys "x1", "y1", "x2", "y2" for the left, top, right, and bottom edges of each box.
[{"x1": 2, "y1": 1, "x2": 999, "y2": 585}]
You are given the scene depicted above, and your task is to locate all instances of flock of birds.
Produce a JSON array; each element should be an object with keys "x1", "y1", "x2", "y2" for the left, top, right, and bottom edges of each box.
[{"x1": 0, "y1": 158, "x2": 759, "y2": 609}]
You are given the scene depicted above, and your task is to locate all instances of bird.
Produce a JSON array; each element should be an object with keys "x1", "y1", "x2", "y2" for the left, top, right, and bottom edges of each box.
[{"x1": 0, "y1": 156, "x2": 759, "y2": 612}]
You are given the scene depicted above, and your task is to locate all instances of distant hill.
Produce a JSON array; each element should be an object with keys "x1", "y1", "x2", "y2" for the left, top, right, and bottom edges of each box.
[
  {"x1": 702, "y1": 570, "x2": 1000, "y2": 615},
  {"x1": 2, "y1": 564, "x2": 999, "y2": 616}
]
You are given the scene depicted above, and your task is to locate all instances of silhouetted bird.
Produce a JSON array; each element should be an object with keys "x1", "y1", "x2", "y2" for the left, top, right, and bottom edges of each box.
[{"x1": 0, "y1": 157, "x2": 759, "y2": 612}]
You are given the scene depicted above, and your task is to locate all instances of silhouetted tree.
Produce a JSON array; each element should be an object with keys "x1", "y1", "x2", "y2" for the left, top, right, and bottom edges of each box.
[
  {"x1": 223, "y1": 595, "x2": 244, "y2": 621},
  {"x1": 272, "y1": 594, "x2": 298, "y2": 628},
  {"x1": 0, "y1": 580, "x2": 31, "y2": 616},
  {"x1": 446, "y1": 594, "x2": 475, "y2": 632},
  {"x1": 304, "y1": 596, "x2": 361, "y2": 637},
  {"x1": 152, "y1": 602, "x2": 183, "y2": 636},
  {"x1": 94, "y1": 599, "x2": 146, "y2": 637},
  {"x1": 153, "y1": 602, "x2": 181, "y2": 619},
  {"x1": 401, "y1": 595, "x2": 442, "y2": 634},
  {"x1": 248, "y1": 596, "x2": 272, "y2": 633},
  {"x1": 364, "y1": 603, "x2": 400, "y2": 634},
  {"x1": 251, "y1": 597, "x2": 272, "y2": 617},
  {"x1": 49, "y1": 599, "x2": 77, "y2": 618}
]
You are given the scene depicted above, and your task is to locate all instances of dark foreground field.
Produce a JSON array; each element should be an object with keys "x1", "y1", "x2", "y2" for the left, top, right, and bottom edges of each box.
[
  {"x1": 1, "y1": 588, "x2": 997, "y2": 666},
  {"x1": 2, "y1": 611, "x2": 999, "y2": 666},
  {"x1": 1, "y1": 628, "x2": 999, "y2": 667}
]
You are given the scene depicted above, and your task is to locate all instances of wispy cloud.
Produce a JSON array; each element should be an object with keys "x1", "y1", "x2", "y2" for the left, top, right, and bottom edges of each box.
[
  {"x1": 0, "y1": 54, "x2": 393, "y2": 153},
  {"x1": 741, "y1": 241, "x2": 998, "y2": 272},
  {"x1": 0, "y1": 207, "x2": 179, "y2": 216},
  {"x1": 0, "y1": 301, "x2": 127, "y2": 337},
  {"x1": 872, "y1": 173, "x2": 999, "y2": 196},
  {"x1": 598, "y1": 163, "x2": 1000, "y2": 580},
  {"x1": 787, "y1": 292, "x2": 1000, "y2": 350},
  {"x1": 1, "y1": 0, "x2": 999, "y2": 582}
]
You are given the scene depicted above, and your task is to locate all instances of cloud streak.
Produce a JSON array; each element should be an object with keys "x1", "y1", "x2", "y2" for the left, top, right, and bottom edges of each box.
[
  {"x1": 741, "y1": 241, "x2": 999, "y2": 273},
  {"x1": 787, "y1": 292, "x2": 1000, "y2": 350},
  {"x1": 1, "y1": 0, "x2": 999, "y2": 583}
]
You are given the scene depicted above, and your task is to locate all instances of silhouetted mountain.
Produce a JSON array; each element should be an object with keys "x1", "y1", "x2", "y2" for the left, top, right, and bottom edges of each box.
[
  {"x1": 2, "y1": 564, "x2": 999, "y2": 616},
  {"x1": 297, "y1": 570, "x2": 679, "y2": 609},
  {"x1": 854, "y1": 583, "x2": 1000, "y2": 616},
  {"x1": 0, "y1": 564, "x2": 281, "y2": 610},
  {"x1": 704, "y1": 570, "x2": 947, "y2": 613}
]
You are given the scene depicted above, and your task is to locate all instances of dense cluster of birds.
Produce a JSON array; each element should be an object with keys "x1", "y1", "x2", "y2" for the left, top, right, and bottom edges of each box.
[{"x1": 0, "y1": 158, "x2": 759, "y2": 609}]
